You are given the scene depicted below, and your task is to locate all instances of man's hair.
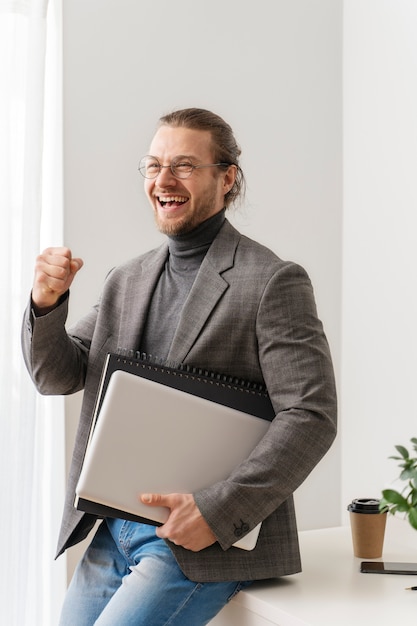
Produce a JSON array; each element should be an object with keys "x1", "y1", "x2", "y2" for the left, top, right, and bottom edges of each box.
[{"x1": 158, "y1": 108, "x2": 245, "y2": 208}]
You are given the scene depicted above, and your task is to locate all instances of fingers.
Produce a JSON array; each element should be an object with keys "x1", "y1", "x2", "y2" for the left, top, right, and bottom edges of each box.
[
  {"x1": 141, "y1": 493, "x2": 176, "y2": 541},
  {"x1": 140, "y1": 493, "x2": 216, "y2": 551},
  {"x1": 32, "y1": 247, "x2": 84, "y2": 310},
  {"x1": 140, "y1": 493, "x2": 169, "y2": 506},
  {"x1": 70, "y1": 258, "x2": 84, "y2": 274}
]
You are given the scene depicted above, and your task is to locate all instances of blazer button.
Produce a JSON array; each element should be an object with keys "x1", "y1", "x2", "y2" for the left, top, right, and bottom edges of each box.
[{"x1": 233, "y1": 520, "x2": 249, "y2": 538}]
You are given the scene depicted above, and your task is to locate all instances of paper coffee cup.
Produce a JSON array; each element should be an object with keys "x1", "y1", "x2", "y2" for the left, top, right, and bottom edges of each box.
[{"x1": 347, "y1": 498, "x2": 387, "y2": 559}]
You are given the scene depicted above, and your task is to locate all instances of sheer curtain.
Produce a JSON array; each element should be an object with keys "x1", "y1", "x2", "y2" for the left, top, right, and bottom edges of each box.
[{"x1": 0, "y1": 0, "x2": 66, "y2": 624}]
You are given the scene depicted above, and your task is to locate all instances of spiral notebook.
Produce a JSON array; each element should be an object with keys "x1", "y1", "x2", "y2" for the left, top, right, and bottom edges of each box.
[{"x1": 75, "y1": 352, "x2": 275, "y2": 550}]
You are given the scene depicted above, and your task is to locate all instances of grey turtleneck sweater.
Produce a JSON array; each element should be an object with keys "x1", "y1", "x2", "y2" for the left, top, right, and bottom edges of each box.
[{"x1": 139, "y1": 209, "x2": 226, "y2": 361}]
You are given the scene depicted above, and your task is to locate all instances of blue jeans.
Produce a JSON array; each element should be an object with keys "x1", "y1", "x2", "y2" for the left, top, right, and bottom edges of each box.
[{"x1": 59, "y1": 519, "x2": 252, "y2": 625}]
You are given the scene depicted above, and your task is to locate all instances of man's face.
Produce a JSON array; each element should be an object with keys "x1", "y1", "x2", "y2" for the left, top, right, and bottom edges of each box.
[{"x1": 144, "y1": 125, "x2": 235, "y2": 236}]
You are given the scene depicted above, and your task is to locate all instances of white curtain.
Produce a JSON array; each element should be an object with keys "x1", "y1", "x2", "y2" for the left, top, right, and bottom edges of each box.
[{"x1": 0, "y1": 0, "x2": 66, "y2": 624}]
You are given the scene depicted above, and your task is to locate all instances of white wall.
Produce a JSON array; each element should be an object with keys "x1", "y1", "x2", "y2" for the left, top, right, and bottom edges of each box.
[
  {"x1": 62, "y1": 0, "x2": 343, "y2": 577},
  {"x1": 342, "y1": 0, "x2": 417, "y2": 516}
]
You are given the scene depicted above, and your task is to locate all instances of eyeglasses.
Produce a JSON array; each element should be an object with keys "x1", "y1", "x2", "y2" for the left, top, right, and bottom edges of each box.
[{"x1": 138, "y1": 155, "x2": 230, "y2": 180}]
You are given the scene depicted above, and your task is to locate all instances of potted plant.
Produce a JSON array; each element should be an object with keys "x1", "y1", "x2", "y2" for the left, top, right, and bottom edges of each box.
[{"x1": 379, "y1": 437, "x2": 417, "y2": 530}]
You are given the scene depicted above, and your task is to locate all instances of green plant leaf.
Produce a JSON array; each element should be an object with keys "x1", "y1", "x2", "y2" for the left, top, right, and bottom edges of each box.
[
  {"x1": 401, "y1": 468, "x2": 416, "y2": 481},
  {"x1": 385, "y1": 438, "x2": 417, "y2": 526},
  {"x1": 395, "y1": 445, "x2": 409, "y2": 460},
  {"x1": 381, "y1": 489, "x2": 409, "y2": 512},
  {"x1": 408, "y1": 507, "x2": 417, "y2": 531},
  {"x1": 379, "y1": 499, "x2": 389, "y2": 513}
]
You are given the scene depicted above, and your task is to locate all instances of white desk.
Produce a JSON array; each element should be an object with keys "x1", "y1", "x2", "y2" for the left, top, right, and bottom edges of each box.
[{"x1": 210, "y1": 518, "x2": 417, "y2": 626}]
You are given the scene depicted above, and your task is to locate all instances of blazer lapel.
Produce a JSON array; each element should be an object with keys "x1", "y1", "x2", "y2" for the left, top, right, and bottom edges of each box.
[
  {"x1": 117, "y1": 243, "x2": 168, "y2": 352},
  {"x1": 167, "y1": 220, "x2": 240, "y2": 363}
]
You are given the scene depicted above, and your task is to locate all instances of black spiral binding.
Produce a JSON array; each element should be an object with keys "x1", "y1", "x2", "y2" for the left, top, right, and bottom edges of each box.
[{"x1": 102, "y1": 349, "x2": 276, "y2": 422}]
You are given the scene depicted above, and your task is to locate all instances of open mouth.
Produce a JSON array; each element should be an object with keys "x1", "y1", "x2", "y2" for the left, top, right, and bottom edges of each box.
[{"x1": 158, "y1": 195, "x2": 189, "y2": 208}]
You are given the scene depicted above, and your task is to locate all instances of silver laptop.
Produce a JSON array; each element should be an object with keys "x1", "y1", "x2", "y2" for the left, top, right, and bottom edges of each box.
[{"x1": 75, "y1": 368, "x2": 270, "y2": 550}]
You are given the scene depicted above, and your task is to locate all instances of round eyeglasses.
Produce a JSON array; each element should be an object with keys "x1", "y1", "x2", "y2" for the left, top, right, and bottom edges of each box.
[{"x1": 138, "y1": 155, "x2": 230, "y2": 180}]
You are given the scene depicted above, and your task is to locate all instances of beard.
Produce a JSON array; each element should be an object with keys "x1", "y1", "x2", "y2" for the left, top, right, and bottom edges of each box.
[
  {"x1": 154, "y1": 188, "x2": 220, "y2": 237},
  {"x1": 155, "y1": 212, "x2": 202, "y2": 236}
]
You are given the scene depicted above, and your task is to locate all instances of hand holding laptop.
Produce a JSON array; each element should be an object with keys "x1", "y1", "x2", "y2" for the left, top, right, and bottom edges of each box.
[{"x1": 141, "y1": 493, "x2": 216, "y2": 550}]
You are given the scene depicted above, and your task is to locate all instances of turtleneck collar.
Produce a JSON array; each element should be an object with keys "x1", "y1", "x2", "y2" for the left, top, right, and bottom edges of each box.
[{"x1": 167, "y1": 209, "x2": 226, "y2": 257}]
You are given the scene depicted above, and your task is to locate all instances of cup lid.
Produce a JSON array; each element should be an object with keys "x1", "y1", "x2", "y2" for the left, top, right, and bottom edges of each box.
[{"x1": 347, "y1": 498, "x2": 381, "y2": 514}]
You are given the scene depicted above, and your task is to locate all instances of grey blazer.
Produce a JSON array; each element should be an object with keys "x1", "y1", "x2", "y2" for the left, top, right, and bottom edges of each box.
[{"x1": 22, "y1": 220, "x2": 337, "y2": 582}]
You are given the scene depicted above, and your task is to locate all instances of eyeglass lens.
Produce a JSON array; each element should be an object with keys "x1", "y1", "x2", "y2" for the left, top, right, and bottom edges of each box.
[{"x1": 139, "y1": 156, "x2": 195, "y2": 179}]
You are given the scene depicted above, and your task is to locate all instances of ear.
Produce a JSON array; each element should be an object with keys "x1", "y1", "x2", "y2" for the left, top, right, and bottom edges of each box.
[{"x1": 222, "y1": 164, "x2": 237, "y2": 196}]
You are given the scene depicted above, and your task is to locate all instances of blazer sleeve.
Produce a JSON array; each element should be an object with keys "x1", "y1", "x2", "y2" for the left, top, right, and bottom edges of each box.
[
  {"x1": 193, "y1": 261, "x2": 337, "y2": 550},
  {"x1": 21, "y1": 292, "x2": 96, "y2": 396}
]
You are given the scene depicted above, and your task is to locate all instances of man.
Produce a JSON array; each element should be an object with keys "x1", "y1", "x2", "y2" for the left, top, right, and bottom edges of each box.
[{"x1": 22, "y1": 108, "x2": 337, "y2": 625}]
